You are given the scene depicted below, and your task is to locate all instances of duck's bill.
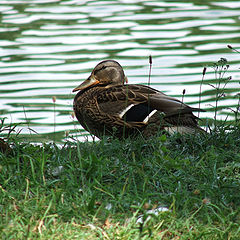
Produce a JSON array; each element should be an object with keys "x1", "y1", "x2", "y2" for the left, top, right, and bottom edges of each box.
[{"x1": 72, "y1": 76, "x2": 99, "y2": 92}]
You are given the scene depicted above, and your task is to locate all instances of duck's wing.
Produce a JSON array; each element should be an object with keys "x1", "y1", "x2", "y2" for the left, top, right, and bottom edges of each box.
[{"x1": 97, "y1": 84, "x2": 205, "y2": 124}]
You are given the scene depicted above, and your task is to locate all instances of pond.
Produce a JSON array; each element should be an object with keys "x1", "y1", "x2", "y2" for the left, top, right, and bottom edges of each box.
[{"x1": 0, "y1": 0, "x2": 240, "y2": 142}]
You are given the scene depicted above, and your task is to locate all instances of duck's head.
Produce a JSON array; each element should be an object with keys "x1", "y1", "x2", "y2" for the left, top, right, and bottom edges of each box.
[{"x1": 73, "y1": 60, "x2": 128, "y2": 92}]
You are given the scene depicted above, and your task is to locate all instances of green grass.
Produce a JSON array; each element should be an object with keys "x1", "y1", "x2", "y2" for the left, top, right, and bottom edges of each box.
[
  {"x1": 1, "y1": 127, "x2": 240, "y2": 239},
  {"x1": 1, "y1": 57, "x2": 240, "y2": 239}
]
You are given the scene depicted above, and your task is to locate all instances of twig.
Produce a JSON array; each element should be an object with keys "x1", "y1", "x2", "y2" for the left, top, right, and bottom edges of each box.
[
  {"x1": 148, "y1": 55, "x2": 152, "y2": 88},
  {"x1": 227, "y1": 45, "x2": 240, "y2": 54},
  {"x1": 147, "y1": 55, "x2": 152, "y2": 119},
  {"x1": 23, "y1": 106, "x2": 32, "y2": 135},
  {"x1": 52, "y1": 96, "x2": 56, "y2": 142},
  {"x1": 198, "y1": 67, "x2": 207, "y2": 118}
]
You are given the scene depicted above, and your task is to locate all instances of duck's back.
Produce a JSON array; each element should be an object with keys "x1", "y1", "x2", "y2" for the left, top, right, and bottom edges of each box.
[{"x1": 73, "y1": 84, "x2": 205, "y2": 138}]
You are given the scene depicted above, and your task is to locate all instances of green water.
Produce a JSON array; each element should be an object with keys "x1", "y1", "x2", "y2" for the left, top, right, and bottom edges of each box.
[{"x1": 0, "y1": 0, "x2": 240, "y2": 142}]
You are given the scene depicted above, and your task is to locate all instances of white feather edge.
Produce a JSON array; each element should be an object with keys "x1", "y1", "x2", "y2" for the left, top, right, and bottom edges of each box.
[
  {"x1": 119, "y1": 105, "x2": 157, "y2": 123},
  {"x1": 118, "y1": 104, "x2": 135, "y2": 118},
  {"x1": 143, "y1": 109, "x2": 157, "y2": 123}
]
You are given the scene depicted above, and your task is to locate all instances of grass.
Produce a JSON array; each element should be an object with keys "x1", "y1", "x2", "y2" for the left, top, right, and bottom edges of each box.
[
  {"x1": 1, "y1": 128, "x2": 240, "y2": 239},
  {"x1": 0, "y1": 56, "x2": 240, "y2": 239}
]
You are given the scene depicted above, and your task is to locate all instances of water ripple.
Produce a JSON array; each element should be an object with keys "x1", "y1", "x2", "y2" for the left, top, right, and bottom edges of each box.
[{"x1": 0, "y1": 0, "x2": 239, "y2": 141}]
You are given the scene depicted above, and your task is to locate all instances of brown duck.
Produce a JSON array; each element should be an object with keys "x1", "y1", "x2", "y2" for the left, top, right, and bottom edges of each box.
[{"x1": 73, "y1": 60, "x2": 205, "y2": 139}]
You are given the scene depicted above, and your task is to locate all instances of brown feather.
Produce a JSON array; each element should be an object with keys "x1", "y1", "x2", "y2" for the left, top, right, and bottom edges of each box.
[{"x1": 73, "y1": 60, "x2": 206, "y2": 139}]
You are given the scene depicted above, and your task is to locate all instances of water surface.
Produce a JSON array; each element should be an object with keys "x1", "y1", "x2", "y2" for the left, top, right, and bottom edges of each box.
[{"x1": 0, "y1": 0, "x2": 240, "y2": 141}]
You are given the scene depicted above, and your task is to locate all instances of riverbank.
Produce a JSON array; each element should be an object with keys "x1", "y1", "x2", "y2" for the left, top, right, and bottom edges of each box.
[{"x1": 1, "y1": 124, "x2": 239, "y2": 239}]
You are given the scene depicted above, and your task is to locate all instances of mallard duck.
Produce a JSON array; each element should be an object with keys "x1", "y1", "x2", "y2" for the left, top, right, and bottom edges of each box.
[{"x1": 73, "y1": 60, "x2": 205, "y2": 139}]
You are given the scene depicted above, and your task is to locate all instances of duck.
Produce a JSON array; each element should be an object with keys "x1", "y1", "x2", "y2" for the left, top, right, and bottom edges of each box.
[{"x1": 72, "y1": 60, "x2": 205, "y2": 139}]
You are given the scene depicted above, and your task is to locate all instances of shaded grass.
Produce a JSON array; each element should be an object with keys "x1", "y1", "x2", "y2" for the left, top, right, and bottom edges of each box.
[{"x1": 1, "y1": 127, "x2": 240, "y2": 239}]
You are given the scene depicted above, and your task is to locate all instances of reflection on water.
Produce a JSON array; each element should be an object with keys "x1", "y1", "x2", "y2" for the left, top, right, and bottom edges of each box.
[{"x1": 0, "y1": 0, "x2": 240, "y2": 141}]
